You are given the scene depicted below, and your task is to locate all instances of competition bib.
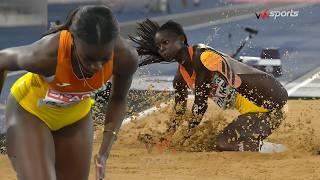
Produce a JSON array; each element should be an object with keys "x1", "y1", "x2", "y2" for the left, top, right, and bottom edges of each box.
[
  {"x1": 210, "y1": 74, "x2": 237, "y2": 109},
  {"x1": 38, "y1": 88, "x2": 91, "y2": 107}
]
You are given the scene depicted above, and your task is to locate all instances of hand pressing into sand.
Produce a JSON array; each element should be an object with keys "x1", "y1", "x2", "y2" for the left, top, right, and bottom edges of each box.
[
  {"x1": 95, "y1": 154, "x2": 107, "y2": 180},
  {"x1": 185, "y1": 119, "x2": 201, "y2": 138},
  {"x1": 166, "y1": 118, "x2": 178, "y2": 136}
]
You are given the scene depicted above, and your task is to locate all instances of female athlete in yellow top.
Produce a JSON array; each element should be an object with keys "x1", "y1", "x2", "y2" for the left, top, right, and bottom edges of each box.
[
  {"x1": 0, "y1": 5, "x2": 137, "y2": 180},
  {"x1": 130, "y1": 19, "x2": 288, "y2": 152}
]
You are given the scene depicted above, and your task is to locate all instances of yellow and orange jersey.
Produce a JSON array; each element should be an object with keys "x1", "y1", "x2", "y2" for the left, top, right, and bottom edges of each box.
[
  {"x1": 49, "y1": 30, "x2": 113, "y2": 93},
  {"x1": 10, "y1": 30, "x2": 114, "y2": 130},
  {"x1": 179, "y1": 44, "x2": 268, "y2": 114}
]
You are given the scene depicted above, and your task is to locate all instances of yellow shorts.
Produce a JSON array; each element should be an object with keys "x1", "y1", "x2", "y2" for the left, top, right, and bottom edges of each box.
[
  {"x1": 10, "y1": 73, "x2": 92, "y2": 131},
  {"x1": 235, "y1": 93, "x2": 269, "y2": 115}
]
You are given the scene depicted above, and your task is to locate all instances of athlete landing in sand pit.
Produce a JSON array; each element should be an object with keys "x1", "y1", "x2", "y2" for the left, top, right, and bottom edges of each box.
[
  {"x1": 130, "y1": 19, "x2": 288, "y2": 153},
  {"x1": 0, "y1": 5, "x2": 138, "y2": 180}
]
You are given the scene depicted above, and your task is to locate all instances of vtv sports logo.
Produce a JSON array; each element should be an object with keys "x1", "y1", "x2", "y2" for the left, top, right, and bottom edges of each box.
[{"x1": 255, "y1": 9, "x2": 299, "y2": 20}]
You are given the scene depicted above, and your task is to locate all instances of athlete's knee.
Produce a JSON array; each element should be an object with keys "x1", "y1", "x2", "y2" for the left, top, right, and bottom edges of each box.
[
  {"x1": 11, "y1": 157, "x2": 56, "y2": 180},
  {"x1": 215, "y1": 134, "x2": 238, "y2": 151},
  {"x1": 24, "y1": 167, "x2": 56, "y2": 180},
  {"x1": 268, "y1": 110, "x2": 285, "y2": 130},
  {"x1": 273, "y1": 97, "x2": 287, "y2": 110},
  {"x1": 272, "y1": 87, "x2": 288, "y2": 110},
  {"x1": 56, "y1": 166, "x2": 90, "y2": 180},
  {"x1": 215, "y1": 135, "x2": 227, "y2": 151},
  {"x1": 14, "y1": 149, "x2": 56, "y2": 180}
]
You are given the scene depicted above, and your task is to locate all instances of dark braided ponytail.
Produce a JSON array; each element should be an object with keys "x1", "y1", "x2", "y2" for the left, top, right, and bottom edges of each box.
[
  {"x1": 130, "y1": 19, "x2": 188, "y2": 67},
  {"x1": 129, "y1": 19, "x2": 163, "y2": 67}
]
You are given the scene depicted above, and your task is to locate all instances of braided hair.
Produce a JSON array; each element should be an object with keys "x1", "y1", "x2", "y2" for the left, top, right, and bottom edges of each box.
[
  {"x1": 43, "y1": 5, "x2": 119, "y2": 45},
  {"x1": 129, "y1": 19, "x2": 188, "y2": 67}
]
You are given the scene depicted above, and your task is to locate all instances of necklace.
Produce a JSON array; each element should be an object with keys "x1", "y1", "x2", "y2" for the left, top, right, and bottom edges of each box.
[
  {"x1": 76, "y1": 57, "x2": 95, "y2": 90},
  {"x1": 72, "y1": 41, "x2": 105, "y2": 91},
  {"x1": 75, "y1": 51, "x2": 105, "y2": 91}
]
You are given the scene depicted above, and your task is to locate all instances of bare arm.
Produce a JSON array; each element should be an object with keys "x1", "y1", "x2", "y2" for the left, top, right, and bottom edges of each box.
[
  {"x1": 0, "y1": 33, "x2": 58, "y2": 74},
  {"x1": 173, "y1": 70, "x2": 188, "y2": 115},
  {"x1": 164, "y1": 70, "x2": 189, "y2": 132},
  {"x1": 189, "y1": 52, "x2": 212, "y2": 128},
  {"x1": 189, "y1": 70, "x2": 211, "y2": 127},
  {"x1": 0, "y1": 33, "x2": 59, "y2": 93},
  {"x1": 98, "y1": 36, "x2": 138, "y2": 158}
]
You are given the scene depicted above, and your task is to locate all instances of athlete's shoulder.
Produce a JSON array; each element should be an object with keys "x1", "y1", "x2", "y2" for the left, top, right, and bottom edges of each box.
[
  {"x1": 191, "y1": 44, "x2": 225, "y2": 71},
  {"x1": 113, "y1": 36, "x2": 138, "y2": 76},
  {"x1": 16, "y1": 31, "x2": 60, "y2": 77},
  {"x1": 32, "y1": 31, "x2": 59, "y2": 51}
]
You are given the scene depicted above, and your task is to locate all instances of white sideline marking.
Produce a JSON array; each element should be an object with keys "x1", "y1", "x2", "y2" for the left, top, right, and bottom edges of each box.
[
  {"x1": 122, "y1": 102, "x2": 170, "y2": 125},
  {"x1": 7, "y1": 70, "x2": 25, "y2": 77},
  {"x1": 287, "y1": 76, "x2": 320, "y2": 96},
  {"x1": 285, "y1": 66, "x2": 320, "y2": 96},
  {"x1": 122, "y1": 95, "x2": 195, "y2": 125}
]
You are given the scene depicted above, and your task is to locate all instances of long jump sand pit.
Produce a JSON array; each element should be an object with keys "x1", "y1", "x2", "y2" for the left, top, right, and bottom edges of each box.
[{"x1": 1, "y1": 99, "x2": 320, "y2": 180}]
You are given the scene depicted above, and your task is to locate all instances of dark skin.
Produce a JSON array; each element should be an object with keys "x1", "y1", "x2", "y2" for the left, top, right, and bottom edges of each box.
[
  {"x1": 0, "y1": 30, "x2": 138, "y2": 180},
  {"x1": 155, "y1": 30, "x2": 287, "y2": 151}
]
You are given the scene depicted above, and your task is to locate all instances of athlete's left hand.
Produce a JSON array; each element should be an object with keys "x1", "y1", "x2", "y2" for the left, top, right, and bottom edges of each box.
[
  {"x1": 188, "y1": 120, "x2": 200, "y2": 129},
  {"x1": 95, "y1": 153, "x2": 107, "y2": 180}
]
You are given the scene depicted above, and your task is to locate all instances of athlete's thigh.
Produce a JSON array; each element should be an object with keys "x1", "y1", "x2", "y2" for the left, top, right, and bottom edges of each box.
[
  {"x1": 6, "y1": 95, "x2": 56, "y2": 180},
  {"x1": 53, "y1": 112, "x2": 93, "y2": 180}
]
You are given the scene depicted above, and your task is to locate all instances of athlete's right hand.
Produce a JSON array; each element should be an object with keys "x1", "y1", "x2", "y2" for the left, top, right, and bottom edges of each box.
[{"x1": 95, "y1": 154, "x2": 107, "y2": 180}]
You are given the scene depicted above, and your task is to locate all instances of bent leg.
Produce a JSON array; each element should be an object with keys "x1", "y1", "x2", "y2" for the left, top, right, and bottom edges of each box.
[
  {"x1": 54, "y1": 113, "x2": 93, "y2": 180},
  {"x1": 215, "y1": 111, "x2": 283, "y2": 151},
  {"x1": 6, "y1": 95, "x2": 56, "y2": 180}
]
